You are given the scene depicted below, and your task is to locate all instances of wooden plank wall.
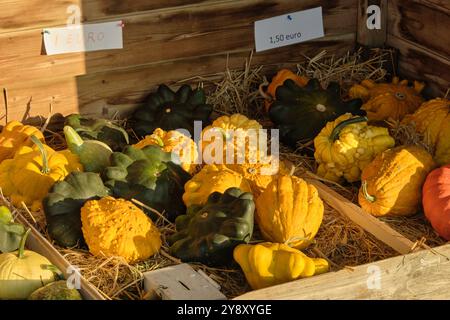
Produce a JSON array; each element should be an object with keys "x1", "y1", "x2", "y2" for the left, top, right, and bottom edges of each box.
[
  {"x1": 0, "y1": 0, "x2": 358, "y2": 123},
  {"x1": 387, "y1": 0, "x2": 450, "y2": 97}
]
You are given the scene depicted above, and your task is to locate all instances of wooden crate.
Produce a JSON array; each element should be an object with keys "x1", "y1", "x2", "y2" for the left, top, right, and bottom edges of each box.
[{"x1": 1, "y1": 0, "x2": 449, "y2": 300}]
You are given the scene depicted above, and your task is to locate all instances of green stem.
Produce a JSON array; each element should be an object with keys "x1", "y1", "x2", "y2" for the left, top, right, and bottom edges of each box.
[
  {"x1": 361, "y1": 181, "x2": 376, "y2": 203},
  {"x1": 330, "y1": 116, "x2": 368, "y2": 142},
  {"x1": 63, "y1": 126, "x2": 84, "y2": 149},
  {"x1": 152, "y1": 135, "x2": 165, "y2": 147},
  {"x1": 31, "y1": 135, "x2": 50, "y2": 174},
  {"x1": 18, "y1": 228, "x2": 31, "y2": 259}
]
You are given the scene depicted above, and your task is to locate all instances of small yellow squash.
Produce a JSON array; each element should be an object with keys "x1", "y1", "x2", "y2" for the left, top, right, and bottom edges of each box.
[
  {"x1": 0, "y1": 121, "x2": 45, "y2": 163},
  {"x1": 81, "y1": 197, "x2": 161, "y2": 263},
  {"x1": 349, "y1": 77, "x2": 424, "y2": 121},
  {"x1": 255, "y1": 175, "x2": 324, "y2": 249},
  {"x1": 134, "y1": 128, "x2": 199, "y2": 174},
  {"x1": 234, "y1": 242, "x2": 329, "y2": 290},
  {"x1": 182, "y1": 164, "x2": 252, "y2": 207},
  {"x1": 0, "y1": 136, "x2": 82, "y2": 211},
  {"x1": 359, "y1": 145, "x2": 435, "y2": 216}
]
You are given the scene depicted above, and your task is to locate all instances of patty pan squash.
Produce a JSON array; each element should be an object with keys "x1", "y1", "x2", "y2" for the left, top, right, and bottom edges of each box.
[
  {"x1": 314, "y1": 114, "x2": 395, "y2": 183},
  {"x1": 134, "y1": 128, "x2": 199, "y2": 174},
  {"x1": 28, "y1": 280, "x2": 82, "y2": 300},
  {"x1": 0, "y1": 136, "x2": 82, "y2": 211},
  {"x1": 169, "y1": 188, "x2": 254, "y2": 266},
  {"x1": 234, "y1": 242, "x2": 329, "y2": 290},
  {"x1": 0, "y1": 229, "x2": 56, "y2": 299},
  {"x1": 43, "y1": 172, "x2": 110, "y2": 248},
  {"x1": 269, "y1": 79, "x2": 364, "y2": 147},
  {"x1": 103, "y1": 145, "x2": 191, "y2": 221},
  {"x1": 359, "y1": 145, "x2": 435, "y2": 216},
  {"x1": 81, "y1": 197, "x2": 161, "y2": 263},
  {"x1": 255, "y1": 175, "x2": 324, "y2": 249},
  {"x1": 183, "y1": 164, "x2": 252, "y2": 207},
  {"x1": 131, "y1": 84, "x2": 212, "y2": 137},
  {"x1": 0, "y1": 121, "x2": 45, "y2": 163}
]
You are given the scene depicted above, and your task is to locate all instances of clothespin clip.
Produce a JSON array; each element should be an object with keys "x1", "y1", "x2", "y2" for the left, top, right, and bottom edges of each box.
[{"x1": 118, "y1": 21, "x2": 125, "y2": 28}]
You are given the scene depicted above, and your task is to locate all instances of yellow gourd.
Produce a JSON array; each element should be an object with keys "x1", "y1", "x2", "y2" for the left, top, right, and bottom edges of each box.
[
  {"x1": 349, "y1": 77, "x2": 424, "y2": 121},
  {"x1": 359, "y1": 145, "x2": 435, "y2": 216},
  {"x1": 182, "y1": 164, "x2": 252, "y2": 207},
  {"x1": 314, "y1": 114, "x2": 395, "y2": 183},
  {"x1": 234, "y1": 242, "x2": 328, "y2": 290},
  {"x1": 0, "y1": 136, "x2": 82, "y2": 211},
  {"x1": 201, "y1": 114, "x2": 262, "y2": 165},
  {"x1": 255, "y1": 175, "x2": 324, "y2": 249},
  {"x1": 0, "y1": 121, "x2": 45, "y2": 163},
  {"x1": 134, "y1": 128, "x2": 199, "y2": 174},
  {"x1": 81, "y1": 197, "x2": 162, "y2": 263}
]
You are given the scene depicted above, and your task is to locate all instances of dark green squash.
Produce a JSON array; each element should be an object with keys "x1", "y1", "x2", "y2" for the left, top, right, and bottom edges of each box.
[
  {"x1": 130, "y1": 84, "x2": 212, "y2": 137},
  {"x1": 43, "y1": 172, "x2": 110, "y2": 248},
  {"x1": 269, "y1": 79, "x2": 364, "y2": 148},
  {"x1": 102, "y1": 145, "x2": 191, "y2": 221},
  {"x1": 65, "y1": 114, "x2": 129, "y2": 151},
  {"x1": 168, "y1": 187, "x2": 254, "y2": 266}
]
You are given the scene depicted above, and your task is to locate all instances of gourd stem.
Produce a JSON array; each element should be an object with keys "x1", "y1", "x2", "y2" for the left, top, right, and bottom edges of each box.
[
  {"x1": 31, "y1": 135, "x2": 50, "y2": 174},
  {"x1": 330, "y1": 116, "x2": 368, "y2": 142},
  {"x1": 18, "y1": 228, "x2": 31, "y2": 259},
  {"x1": 361, "y1": 181, "x2": 376, "y2": 203},
  {"x1": 63, "y1": 126, "x2": 84, "y2": 148},
  {"x1": 152, "y1": 135, "x2": 164, "y2": 147}
]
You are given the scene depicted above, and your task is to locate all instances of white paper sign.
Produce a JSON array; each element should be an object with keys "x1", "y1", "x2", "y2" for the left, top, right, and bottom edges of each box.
[
  {"x1": 43, "y1": 21, "x2": 123, "y2": 55},
  {"x1": 254, "y1": 7, "x2": 324, "y2": 52}
]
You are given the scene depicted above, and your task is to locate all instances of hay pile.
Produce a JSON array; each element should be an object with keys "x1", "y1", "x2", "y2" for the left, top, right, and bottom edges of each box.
[{"x1": 9, "y1": 48, "x2": 447, "y2": 300}]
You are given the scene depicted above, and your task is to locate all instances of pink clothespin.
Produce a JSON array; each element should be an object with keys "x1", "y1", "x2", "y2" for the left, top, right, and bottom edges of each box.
[{"x1": 118, "y1": 21, "x2": 125, "y2": 28}]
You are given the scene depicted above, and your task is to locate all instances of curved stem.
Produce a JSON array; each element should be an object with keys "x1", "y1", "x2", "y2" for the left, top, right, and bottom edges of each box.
[
  {"x1": 330, "y1": 116, "x2": 368, "y2": 142},
  {"x1": 31, "y1": 135, "x2": 50, "y2": 174},
  {"x1": 361, "y1": 181, "x2": 376, "y2": 203},
  {"x1": 152, "y1": 135, "x2": 165, "y2": 147},
  {"x1": 18, "y1": 228, "x2": 31, "y2": 259}
]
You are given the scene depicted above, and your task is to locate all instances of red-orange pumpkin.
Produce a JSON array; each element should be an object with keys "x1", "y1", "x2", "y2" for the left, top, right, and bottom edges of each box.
[{"x1": 423, "y1": 165, "x2": 450, "y2": 240}]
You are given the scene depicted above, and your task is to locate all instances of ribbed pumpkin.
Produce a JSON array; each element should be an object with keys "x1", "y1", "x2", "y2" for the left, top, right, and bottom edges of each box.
[
  {"x1": 349, "y1": 77, "x2": 424, "y2": 121},
  {"x1": 263, "y1": 69, "x2": 308, "y2": 112},
  {"x1": 403, "y1": 98, "x2": 450, "y2": 166},
  {"x1": 201, "y1": 114, "x2": 263, "y2": 165},
  {"x1": 0, "y1": 121, "x2": 45, "y2": 163},
  {"x1": 422, "y1": 165, "x2": 450, "y2": 240},
  {"x1": 255, "y1": 175, "x2": 324, "y2": 249},
  {"x1": 183, "y1": 164, "x2": 252, "y2": 207},
  {"x1": 134, "y1": 128, "x2": 199, "y2": 174},
  {"x1": 359, "y1": 145, "x2": 435, "y2": 216}
]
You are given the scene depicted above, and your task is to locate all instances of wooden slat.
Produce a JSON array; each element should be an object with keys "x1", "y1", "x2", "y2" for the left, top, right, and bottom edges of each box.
[
  {"x1": 0, "y1": 0, "x2": 357, "y2": 85},
  {"x1": 388, "y1": 0, "x2": 450, "y2": 59},
  {"x1": 305, "y1": 176, "x2": 416, "y2": 255},
  {"x1": 0, "y1": 0, "x2": 217, "y2": 33},
  {"x1": 235, "y1": 243, "x2": 450, "y2": 300},
  {"x1": 357, "y1": 0, "x2": 387, "y2": 47},
  {"x1": 1, "y1": 35, "x2": 355, "y2": 123},
  {"x1": 388, "y1": 35, "x2": 450, "y2": 98},
  {"x1": 16, "y1": 214, "x2": 105, "y2": 300}
]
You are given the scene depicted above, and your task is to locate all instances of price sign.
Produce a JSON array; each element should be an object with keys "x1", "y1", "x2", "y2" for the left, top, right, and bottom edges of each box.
[
  {"x1": 43, "y1": 21, "x2": 124, "y2": 55},
  {"x1": 254, "y1": 7, "x2": 324, "y2": 52}
]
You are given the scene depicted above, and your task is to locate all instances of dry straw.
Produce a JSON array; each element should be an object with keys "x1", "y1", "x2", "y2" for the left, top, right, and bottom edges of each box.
[{"x1": 5, "y1": 48, "x2": 446, "y2": 300}]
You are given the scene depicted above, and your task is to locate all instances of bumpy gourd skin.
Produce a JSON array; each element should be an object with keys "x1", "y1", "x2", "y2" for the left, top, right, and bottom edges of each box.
[
  {"x1": 314, "y1": 113, "x2": 395, "y2": 183},
  {"x1": 0, "y1": 144, "x2": 82, "y2": 211},
  {"x1": 233, "y1": 242, "x2": 329, "y2": 290},
  {"x1": 403, "y1": 98, "x2": 450, "y2": 166},
  {"x1": 131, "y1": 84, "x2": 212, "y2": 137},
  {"x1": 255, "y1": 175, "x2": 324, "y2": 249},
  {"x1": 201, "y1": 114, "x2": 263, "y2": 165},
  {"x1": 81, "y1": 197, "x2": 161, "y2": 263},
  {"x1": 0, "y1": 121, "x2": 45, "y2": 163},
  {"x1": 169, "y1": 188, "x2": 254, "y2": 266},
  {"x1": 269, "y1": 79, "x2": 363, "y2": 147},
  {"x1": 103, "y1": 145, "x2": 191, "y2": 221},
  {"x1": 134, "y1": 128, "x2": 199, "y2": 174},
  {"x1": 349, "y1": 77, "x2": 424, "y2": 121},
  {"x1": 183, "y1": 164, "x2": 252, "y2": 207},
  {"x1": 359, "y1": 145, "x2": 436, "y2": 216}
]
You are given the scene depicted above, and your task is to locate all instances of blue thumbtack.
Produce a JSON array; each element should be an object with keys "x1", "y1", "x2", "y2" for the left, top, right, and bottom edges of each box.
[
  {"x1": 42, "y1": 30, "x2": 50, "y2": 35},
  {"x1": 287, "y1": 15, "x2": 293, "y2": 21}
]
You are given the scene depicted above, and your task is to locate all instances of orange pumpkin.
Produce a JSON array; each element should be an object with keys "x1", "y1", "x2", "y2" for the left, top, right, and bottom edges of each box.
[
  {"x1": 423, "y1": 165, "x2": 450, "y2": 240},
  {"x1": 263, "y1": 69, "x2": 308, "y2": 112}
]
